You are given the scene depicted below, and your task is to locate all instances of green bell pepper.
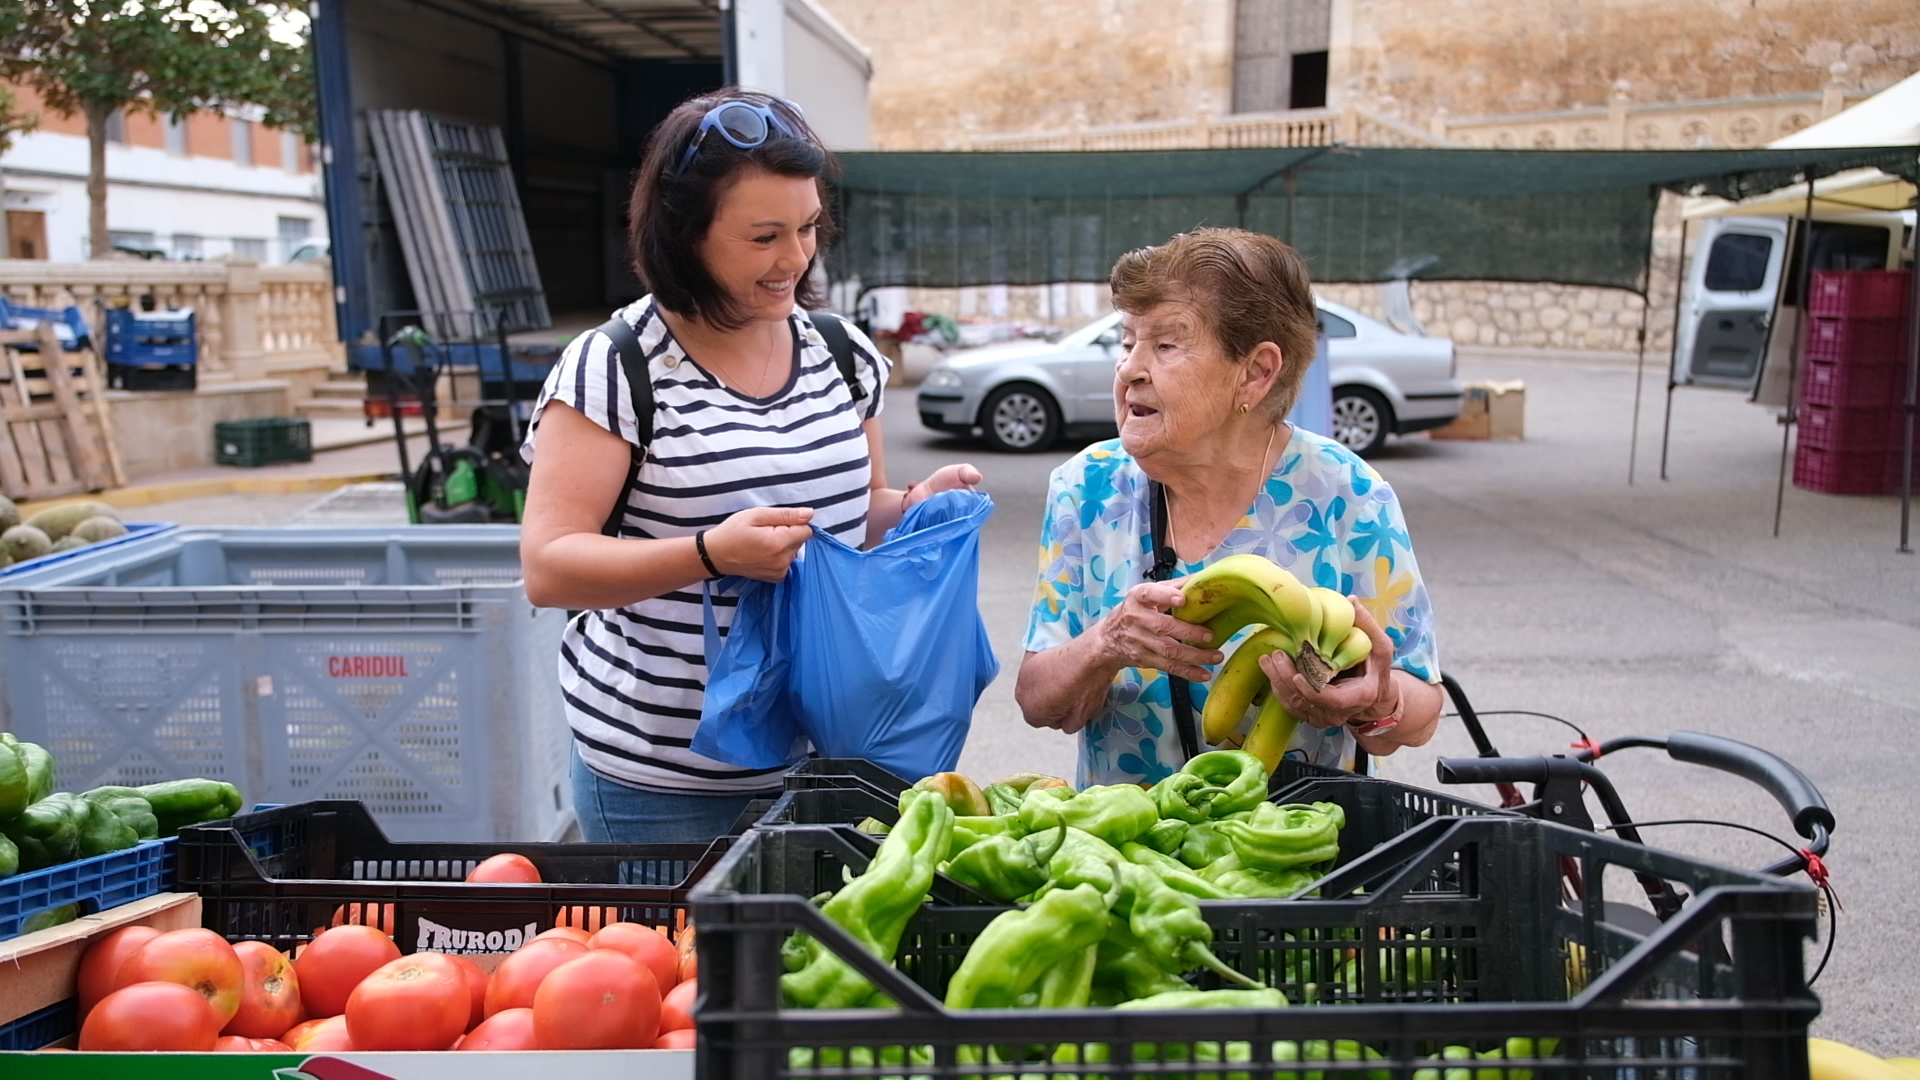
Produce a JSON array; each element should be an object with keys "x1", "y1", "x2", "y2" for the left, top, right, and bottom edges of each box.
[
  {"x1": 75, "y1": 797, "x2": 140, "y2": 857},
  {"x1": 4, "y1": 792, "x2": 87, "y2": 870},
  {"x1": 0, "y1": 831, "x2": 17, "y2": 878},
  {"x1": 1180, "y1": 749, "x2": 1269, "y2": 817},
  {"x1": 0, "y1": 739, "x2": 28, "y2": 821},
  {"x1": 1018, "y1": 783, "x2": 1159, "y2": 847},
  {"x1": 82, "y1": 787, "x2": 160, "y2": 841}
]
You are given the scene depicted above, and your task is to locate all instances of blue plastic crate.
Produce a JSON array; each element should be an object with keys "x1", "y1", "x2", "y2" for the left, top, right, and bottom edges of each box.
[
  {"x1": 103, "y1": 307, "x2": 197, "y2": 367},
  {"x1": 0, "y1": 1000, "x2": 73, "y2": 1051},
  {"x1": 0, "y1": 526, "x2": 570, "y2": 844},
  {"x1": 0, "y1": 298, "x2": 90, "y2": 350},
  {"x1": 0, "y1": 838, "x2": 175, "y2": 941},
  {"x1": 0, "y1": 523, "x2": 174, "y2": 581}
]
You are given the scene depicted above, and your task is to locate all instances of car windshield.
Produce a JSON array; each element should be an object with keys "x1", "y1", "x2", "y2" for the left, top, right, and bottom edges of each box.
[{"x1": 1057, "y1": 311, "x2": 1121, "y2": 348}]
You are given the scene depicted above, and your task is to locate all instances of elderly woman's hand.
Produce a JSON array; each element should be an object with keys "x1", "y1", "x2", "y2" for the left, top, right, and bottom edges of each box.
[
  {"x1": 1092, "y1": 581, "x2": 1225, "y2": 684},
  {"x1": 1257, "y1": 604, "x2": 1400, "y2": 733}
]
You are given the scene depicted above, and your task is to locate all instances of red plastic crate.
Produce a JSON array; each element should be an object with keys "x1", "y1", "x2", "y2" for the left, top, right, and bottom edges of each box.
[
  {"x1": 1800, "y1": 356, "x2": 1908, "y2": 409},
  {"x1": 1795, "y1": 441, "x2": 1896, "y2": 495},
  {"x1": 1807, "y1": 270, "x2": 1912, "y2": 321},
  {"x1": 1804, "y1": 316, "x2": 1912, "y2": 367},
  {"x1": 1797, "y1": 402, "x2": 1899, "y2": 454}
]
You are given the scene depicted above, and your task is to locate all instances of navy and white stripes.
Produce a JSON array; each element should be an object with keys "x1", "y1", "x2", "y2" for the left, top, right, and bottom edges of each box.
[{"x1": 522, "y1": 298, "x2": 889, "y2": 792}]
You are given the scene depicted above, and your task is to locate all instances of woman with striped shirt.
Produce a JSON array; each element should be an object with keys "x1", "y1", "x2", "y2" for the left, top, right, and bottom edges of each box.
[{"x1": 519, "y1": 92, "x2": 981, "y2": 843}]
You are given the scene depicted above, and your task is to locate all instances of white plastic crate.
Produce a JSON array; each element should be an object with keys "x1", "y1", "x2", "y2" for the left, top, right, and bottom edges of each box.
[{"x1": 0, "y1": 527, "x2": 571, "y2": 843}]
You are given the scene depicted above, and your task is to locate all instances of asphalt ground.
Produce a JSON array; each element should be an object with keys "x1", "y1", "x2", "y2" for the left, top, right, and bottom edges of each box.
[{"x1": 142, "y1": 352, "x2": 1918, "y2": 1051}]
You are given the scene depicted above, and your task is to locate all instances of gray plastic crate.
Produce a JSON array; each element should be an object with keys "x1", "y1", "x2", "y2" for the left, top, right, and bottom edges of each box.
[{"x1": 0, "y1": 526, "x2": 570, "y2": 844}]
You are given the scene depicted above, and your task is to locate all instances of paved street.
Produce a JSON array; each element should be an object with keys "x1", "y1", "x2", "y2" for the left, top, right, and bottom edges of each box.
[{"x1": 136, "y1": 350, "x2": 1919, "y2": 1050}]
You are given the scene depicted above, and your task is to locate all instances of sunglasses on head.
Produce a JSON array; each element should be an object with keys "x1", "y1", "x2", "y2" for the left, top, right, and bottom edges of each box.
[{"x1": 675, "y1": 99, "x2": 807, "y2": 176}]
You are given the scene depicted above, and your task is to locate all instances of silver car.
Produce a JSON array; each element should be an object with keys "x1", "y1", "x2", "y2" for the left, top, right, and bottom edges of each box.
[{"x1": 915, "y1": 299, "x2": 1462, "y2": 456}]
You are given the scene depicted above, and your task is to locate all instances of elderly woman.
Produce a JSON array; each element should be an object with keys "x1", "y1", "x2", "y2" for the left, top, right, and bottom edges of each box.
[{"x1": 1015, "y1": 228, "x2": 1442, "y2": 784}]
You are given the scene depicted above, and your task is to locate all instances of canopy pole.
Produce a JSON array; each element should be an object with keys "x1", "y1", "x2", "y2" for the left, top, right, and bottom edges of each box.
[
  {"x1": 1772, "y1": 173, "x2": 1818, "y2": 539},
  {"x1": 1628, "y1": 188, "x2": 1659, "y2": 485},
  {"x1": 1285, "y1": 167, "x2": 1299, "y2": 242},
  {"x1": 1658, "y1": 220, "x2": 1690, "y2": 481},
  {"x1": 1898, "y1": 200, "x2": 1918, "y2": 554}
]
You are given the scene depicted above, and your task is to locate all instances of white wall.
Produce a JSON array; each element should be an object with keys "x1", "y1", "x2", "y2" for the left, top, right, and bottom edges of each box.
[
  {"x1": 2, "y1": 130, "x2": 326, "y2": 262},
  {"x1": 735, "y1": 0, "x2": 873, "y2": 151}
]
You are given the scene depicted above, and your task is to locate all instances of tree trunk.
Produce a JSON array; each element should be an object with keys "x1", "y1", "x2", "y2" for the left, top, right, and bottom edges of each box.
[
  {"x1": 85, "y1": 102, "x2": 110, "y2": 259},
  {"x1": 0, "y1": 163, "x2": 11, "y2": 258}
]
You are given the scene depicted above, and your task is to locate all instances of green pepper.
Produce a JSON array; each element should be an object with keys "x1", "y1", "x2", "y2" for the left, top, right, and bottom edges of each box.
[
  {"x1": 1034, "y1": 942, "x2": 1098, "y2": 1009},
  {"x1": 950, "y1": 814, "x2": 1018, "y2": 855},
  {"x1": 4, "y1": 792, "x2": 87, "y2": 870},
  {"x1": 1112, "y1": 987, "x2": 1289, "y2": 1010},
  {"x1": 944, "y1": 823, "x2": 1068, "y2": 902},
  {"x1": 1177, "y1": 818, "x2": 1239, "y2": 869},
  {"x1": 135, "y1": 779, "x2": 243, "y2": 835},
  {"x1": 909, "y1": 771, "x2": 992, "y2": 817},
  {"x1": 981, "y1": 783, "x2": 1022, "y2": 817},
  {"x1": 0, "y1": 831, "x2": 17, "y2": 878},
  {"x1": 1018, "y1": 783, "x2": 1159, "y2": 847},
  {"x1": 19, "y1": 902, "x2": 81, "y2": 934},
  {"x1": 1272, "y1": 1040, "x2": 1393, "y2": 1079},
  {"x1": 782, "y1": 789, "x2": 954, "y2": 1009},
  {"x1": 1215, "y1": 801, "x2": 1343, "y2": 872},
  {"x1": 82, "y1": 787, "x2": 160, "y2": 841},
  {"x1": 19, "y1": 743, "x2": 53, "y2": 804},
  {"x1": 1118, "y1": 841, "x2": 1238, "y2": 900},
  {"x1": 1138, "y1": 817, "x2": 1191, "y2": 855},
  {"x1": 1206, "y1": 858, "x2": 1323, "y2": 899},
  {"x1": 0, "y1": 740, "x2": 28, "y2": 821},
  {"x1": 1149, "y1": 771, "x2": 1229, "y2": 823},
  {"x1": 76, "y1": 797, "x2": 140, "y2": 857},
  {"x1": 1039, "y1": 826, "x2": 1129, "y2": 897},
  {"x1": 1181, "y1": 750, "x2": 1269, "y2": 817},
  {"x1": 1116, "y1": 863, "x2": 1261, "y2": 989},
  {"x1": 945, "y1": 881, "x2": 1115, "y2": 1009},
  {"x1": 1092, "y1": 919, "x2": 1189, "y2": 1003}
]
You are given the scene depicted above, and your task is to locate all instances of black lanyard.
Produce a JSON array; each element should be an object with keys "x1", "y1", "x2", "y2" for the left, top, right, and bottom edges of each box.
[{"x1": 1146, "y1": 480, "x2": 1201, "y2": 763}]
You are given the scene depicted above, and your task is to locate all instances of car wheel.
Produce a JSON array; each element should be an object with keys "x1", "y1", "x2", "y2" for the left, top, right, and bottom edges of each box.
[
  {"x1": 1330, "y1": 387, "x2": 1394, "y2": 457},
  {"x1": 979, "y1": 384, "x2": 1062, "y2": 452}
]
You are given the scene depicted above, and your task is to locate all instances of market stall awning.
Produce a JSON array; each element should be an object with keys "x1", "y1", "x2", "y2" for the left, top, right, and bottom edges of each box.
[
  {"x1": 826, "y1": 145, "x2": 1920, "y2": 293},
  {"x1": 1682, "y1": 167, "x2": 1917, "y2": 219}
]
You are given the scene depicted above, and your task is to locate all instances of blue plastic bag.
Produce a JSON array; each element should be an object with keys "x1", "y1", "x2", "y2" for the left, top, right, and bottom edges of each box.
[{"x1": 692, "y1": 490, "x2": 999, "y2": 780}]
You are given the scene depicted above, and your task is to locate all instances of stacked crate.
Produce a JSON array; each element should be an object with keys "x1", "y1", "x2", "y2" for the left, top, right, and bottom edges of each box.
[{"x1": 1794, "y1": 270, "x2": 1916, "y2": 495}]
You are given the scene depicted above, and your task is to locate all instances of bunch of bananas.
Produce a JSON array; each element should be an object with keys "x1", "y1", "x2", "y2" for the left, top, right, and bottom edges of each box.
[{"x1": 1173, "y1": 554, "x2": 1374, "y2": 771}]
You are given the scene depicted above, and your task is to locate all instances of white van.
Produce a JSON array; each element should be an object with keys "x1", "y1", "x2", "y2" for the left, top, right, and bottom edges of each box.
[{"x1": 1674, "y1": 211, "x2": 1912, "y2": 403}]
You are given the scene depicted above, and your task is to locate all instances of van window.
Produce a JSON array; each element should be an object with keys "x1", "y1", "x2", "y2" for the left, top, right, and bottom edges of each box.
[
  {"x1": 1317, "y1": 310, "x2": 1357, "y2": 338},
  {"x1": 1703, "y1": 233, "x2": 1772, "y2": 292},
  {"x1": 1783, "y1": 222, "x2": 1894, "y2": 305}
]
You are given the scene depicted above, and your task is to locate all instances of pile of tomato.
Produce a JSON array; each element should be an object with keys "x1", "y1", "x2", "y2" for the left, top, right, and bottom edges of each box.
[{"x1": 70, "y1": 855, "x2": 700, "y2": 1053}]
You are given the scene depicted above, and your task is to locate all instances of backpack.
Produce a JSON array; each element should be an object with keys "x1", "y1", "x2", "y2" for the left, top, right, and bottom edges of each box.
[{"x1": 596, "y1": 309, "x2": 867, "y2": 536}]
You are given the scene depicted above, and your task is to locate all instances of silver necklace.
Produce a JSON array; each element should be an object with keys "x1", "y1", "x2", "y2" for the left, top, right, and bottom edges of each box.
[{"x1": 1166, "y1": 422, "x2": 1281, "y2": 558}]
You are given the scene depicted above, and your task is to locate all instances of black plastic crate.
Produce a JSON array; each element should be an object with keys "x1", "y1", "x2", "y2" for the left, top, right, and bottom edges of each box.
[
  {"x1": 782, "y1": 757, "x2": 914, "y2": 799},
  {"x1": 106, "y1": 364, "x2": 196, "y2": 391},
  {"x1": 177, "y1": 800, "x2": 729, "y2": 954},
  {"x1": 213, "y1": 417, "x2": 312, "y2": 468},
  {"x1": 689, "y1": 816, "x2": 1820, "y2": 1079}
]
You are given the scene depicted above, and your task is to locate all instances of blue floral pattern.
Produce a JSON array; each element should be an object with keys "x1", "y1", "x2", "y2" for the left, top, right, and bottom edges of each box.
[{"x1": 1023, "y1": 427, "x2": 1441, "y2": 786}]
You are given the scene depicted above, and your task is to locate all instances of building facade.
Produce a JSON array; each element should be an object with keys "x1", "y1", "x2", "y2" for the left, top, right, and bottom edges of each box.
[{"x1": 2, "y1": 84, "x2": 325, "y2": 264}]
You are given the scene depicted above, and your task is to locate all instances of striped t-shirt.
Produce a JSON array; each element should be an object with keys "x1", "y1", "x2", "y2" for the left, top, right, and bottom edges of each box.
[{"x1": 520, "y1": 298, "x2": 889, "y2": 793}]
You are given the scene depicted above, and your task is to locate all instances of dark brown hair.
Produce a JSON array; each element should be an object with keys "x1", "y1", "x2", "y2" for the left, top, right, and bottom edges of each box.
[
  {"x1": 1109, "y1": 228, "x2": 1319, "y2": 420},
  {"x1": 629, "y1": 91, "x2": 837, "y2": 330}
]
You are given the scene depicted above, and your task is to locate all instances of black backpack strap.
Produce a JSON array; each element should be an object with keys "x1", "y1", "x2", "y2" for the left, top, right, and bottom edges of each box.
[
  {"x1": 809, "y1": 311, "x2": 869, "y2": 407},
  {"x1": 1146, "y1": 480, "x2": 1201, "y2": 764},
  {"x1": 595, "y1": 313, "x2": 651, "y2": 538}
]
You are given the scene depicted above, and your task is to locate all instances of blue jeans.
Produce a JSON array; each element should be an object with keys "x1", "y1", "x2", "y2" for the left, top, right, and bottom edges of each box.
[{"x1": 570, "y1": 748, "x2": 771, "y2": 845}]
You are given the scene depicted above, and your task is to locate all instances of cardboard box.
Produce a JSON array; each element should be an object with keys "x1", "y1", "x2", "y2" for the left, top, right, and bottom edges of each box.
[{"x1": 1429, "y1": 380, "x2": 1525, "y2": 441}]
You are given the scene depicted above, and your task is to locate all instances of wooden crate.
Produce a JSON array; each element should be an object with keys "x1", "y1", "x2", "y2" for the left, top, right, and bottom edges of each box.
[
  {"x1": 0, "y1": 893, "x2": 202, "y2": 1044},
  {"x1": 0, "y1": 323, "x2": 126, "y2": 501}
]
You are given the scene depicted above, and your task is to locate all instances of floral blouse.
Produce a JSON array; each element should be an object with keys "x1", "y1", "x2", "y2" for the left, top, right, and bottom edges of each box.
[{"x1": 1023, "y1": 427, "x2": 1440, "y2": 786}]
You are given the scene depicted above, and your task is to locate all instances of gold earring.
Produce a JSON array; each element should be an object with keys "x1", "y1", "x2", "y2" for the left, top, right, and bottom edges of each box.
[{"x1": 1238, "y1": 403, "x2": 1250, "y2": 415}]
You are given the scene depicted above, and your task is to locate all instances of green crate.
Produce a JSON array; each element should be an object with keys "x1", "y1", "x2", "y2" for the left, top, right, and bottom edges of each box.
[{"x1": 213, "y1": 418, "x2": 312, "y2": 468}]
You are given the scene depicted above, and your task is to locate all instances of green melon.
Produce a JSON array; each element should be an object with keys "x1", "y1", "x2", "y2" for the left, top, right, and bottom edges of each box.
[
  {"x1": 70, "y1": 517, "x2": 128, "y2": 543},
  {"x1": 24, "y1": 501, "x2": 119, "y2": 541},
  {"x1": 0, "y1": 495, "x2": 19, "y2": 533},
  {"x1": 50, "y1": 536, "x2": 89, "y2": 553},
  {"x1": 2, "y1": 525, "x2": 53, "y2": 562}
]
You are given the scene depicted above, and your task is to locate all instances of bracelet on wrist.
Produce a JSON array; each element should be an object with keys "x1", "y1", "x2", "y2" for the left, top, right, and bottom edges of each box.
[{"x1": 693, "y1": 529, "x2": 723, "y2": 579}]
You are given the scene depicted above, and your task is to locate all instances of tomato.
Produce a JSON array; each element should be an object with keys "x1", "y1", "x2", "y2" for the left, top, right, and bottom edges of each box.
[
  {"x1": 466, "y1": 853, "x2": 540, "y2": 883},
  {"x1": 483, "y1": 937, "x2": 587, "y2": 1017},
  {"x1": 116, "y1": 928, "x2": 244, "y2": 1025},
  {"x1": 324, "y1": 903, "x2": 397, "y2": 937},
  {"x1": 294, "y1": 924, "x2": 401, "y2": 1017},
  {"x1": 345, "y1": 953, "x2": 470, "y2": 1051},
  {"x1": 455, "y1": 1006, "x2": 538, "y2": 1051},
  {"x1": 286, "y1": 1014, "x2": 353, "y2": 1052},
  {"x1": 80, "y1": 982, "x2": 221, "y2": 1051},
  {"x1": 533, "y1": 926, "x2": 592, "y2": 946},
  {"x1": 659, "y1": 978, "x2": 697, "y2": 1033},
  {"x1": 445, "y1": 952, "x2": 489, "y2": 1030},
  {"x1": 589, "y1": 922, "x2": 679, "y2": 992},
  {"x1": 76, "y1": 925, "x2": 160, "y2": 1020},
  {"x1": 224, "y1": 940, "x2": 304, "y2": 1038},
  {"x1": 531, "y1": 950, "x2": 660, "y2": 1050},
  {"x1": 215, "y1": 1035, "x2": 293, "y2": 1052},
  {"x1": 280, "y1": 1018, "x2": 327, "y2": 1046},
  {"x1": 654, "y1": 1028, "x2": 698, "y2": 1050}
]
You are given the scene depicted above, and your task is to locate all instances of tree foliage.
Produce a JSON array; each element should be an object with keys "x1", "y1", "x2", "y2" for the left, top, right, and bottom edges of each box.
[{"x1": 0, "y1": 83, "x2": 40, "y2": 157}]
